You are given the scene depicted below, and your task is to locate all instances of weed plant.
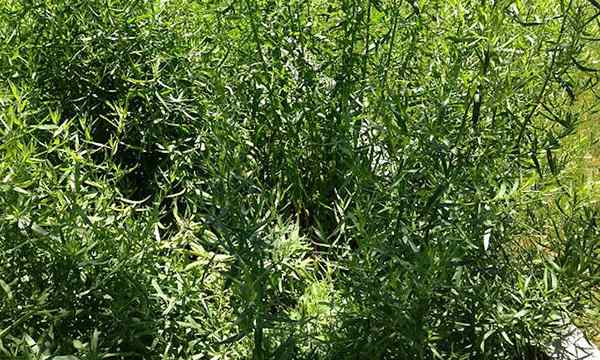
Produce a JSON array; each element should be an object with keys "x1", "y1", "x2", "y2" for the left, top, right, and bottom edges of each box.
[{"x1": 1, "y1": 0, "x2": 600, "y2": 359}]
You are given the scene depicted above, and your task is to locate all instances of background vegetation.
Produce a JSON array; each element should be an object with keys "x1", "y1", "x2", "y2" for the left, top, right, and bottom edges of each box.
[{"x1": 1, "y1": 0, "x2": 599, "y2": 358}]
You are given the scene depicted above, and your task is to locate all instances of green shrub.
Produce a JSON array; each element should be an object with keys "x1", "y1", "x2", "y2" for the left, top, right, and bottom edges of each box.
[{"x1": 1, "y1": 0, "x2": 599, "y2": 358}]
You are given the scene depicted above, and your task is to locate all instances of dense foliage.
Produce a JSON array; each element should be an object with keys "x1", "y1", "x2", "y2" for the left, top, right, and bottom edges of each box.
[{"x1": 1, "y1": 0, "x2": 600, "y2": 358}]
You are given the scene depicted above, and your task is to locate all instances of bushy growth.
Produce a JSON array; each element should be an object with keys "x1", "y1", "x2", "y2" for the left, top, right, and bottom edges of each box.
[{"x1": 1, "y1": 0, "x2": 599, "y2": 358}]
